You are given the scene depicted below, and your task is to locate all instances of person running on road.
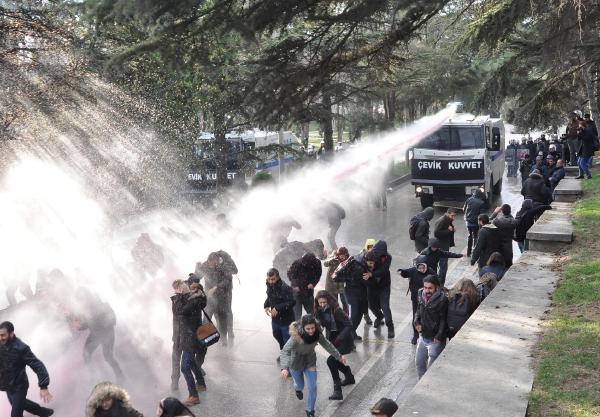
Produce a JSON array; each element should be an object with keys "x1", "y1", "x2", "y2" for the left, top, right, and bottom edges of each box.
[
  {"x1": 398, "y1": 255, "x2": 436, "y2": 345},
  {"x1": 264, "y1": 268, "x2": 296, "y2": 353},
  {"x1": 358, "y1": 239, "x2": 376, "y2": 325},
  {"x1": 411, "y1": 207, "x2": 434, "y2": 253},
  {"x1": 332, "y1": 251, "x2": 368, "y2": 340},
  {"x1": 0, "y1": 321, "x2": 54, "y2": 417},
  {"x1": 418, "y1": 238, "x2": 463, "y2": 288},
  {"x1": 280, "y1": 315, "x2": 346, "y2": 417},
  {"x1": 364, "y1": 241, "x2": 394, "y2": 339},
  {"x1": 314, "y1": 290, "x2": 355, "y2": 401},
  {"x1": 433, "y1": 208, "x2": 458, "y2": 285},
  {"x1": 414, "y1": 275, "x2": 448, "y2": 379}
]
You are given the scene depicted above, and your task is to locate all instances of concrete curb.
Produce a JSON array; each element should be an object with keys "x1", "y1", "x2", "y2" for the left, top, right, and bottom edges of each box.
[{"x1": 388, "y1": 174, "x2": 411, "y2": 189}]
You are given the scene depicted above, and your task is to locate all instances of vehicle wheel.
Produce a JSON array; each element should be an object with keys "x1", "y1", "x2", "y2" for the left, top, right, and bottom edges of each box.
[
  {"x1": 420, "y1": 194, "x2": 434, "y2": 209},
  {"x1": 493, "y1": 178, "x2": 503, "y2": 195}
]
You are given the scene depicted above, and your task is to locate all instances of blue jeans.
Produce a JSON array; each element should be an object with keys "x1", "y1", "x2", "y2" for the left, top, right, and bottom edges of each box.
[
  {"x1": 6, "y1": 388, "x2": 49, "y2": 417},
  {"x1": 272, "y1": 320, "x2": 291, "y2": 350},
  {"x1": 289, "y1": 368, "x2": 318, "y2": 412},
  {"x1": 181, "y1": 351, "x2": 202, "y2": 396},
  {"x1": 579, "y1": 156, "x2": 593, "y2": 177},
  {"x1": 415, "y1": 336, "x2": 446, "y2": 379}
]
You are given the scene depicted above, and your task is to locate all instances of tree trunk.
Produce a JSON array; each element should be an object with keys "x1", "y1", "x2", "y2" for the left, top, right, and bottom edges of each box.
[
  {"x1": 321, "y1": 93, "x2": 334, "y2": 152},
  {"x1": 385, "y1": 91, "x2": 396, "y2": 127}
]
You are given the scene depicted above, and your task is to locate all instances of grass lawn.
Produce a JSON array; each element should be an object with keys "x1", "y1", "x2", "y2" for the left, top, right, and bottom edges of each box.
[{"x1": 528, "y1": 165, "x2": 600, "y2": 417}]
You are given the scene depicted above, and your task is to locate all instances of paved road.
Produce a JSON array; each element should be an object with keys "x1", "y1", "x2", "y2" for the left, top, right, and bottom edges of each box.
[{"x1": 180, "y1": 173, "x2": 524, "y2": 417}]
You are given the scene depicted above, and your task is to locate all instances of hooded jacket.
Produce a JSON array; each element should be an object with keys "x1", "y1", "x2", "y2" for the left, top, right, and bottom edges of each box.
[
  {"x1": 399, "y1": 265, "x2": 437, "y2": 301},
  {"x1": 179, "y1": 290, "x2": 207, "y2": 352},
  {"x1": 463, "y1": 193, "x2": 487, "y2": 225},
  {"x1": 315, "y1": 307, "x2": 354, "y2": 355},
  {"x1": 514, "y1": 201, "x2": 551, "y2": 242},
  {"x1": 369, "y1": 240, "x2": 392, "y2": 288},
  {"x1": 433, "y1": 214, "x2": 456, "y2": 250},
  {"x1": 491, "y1": 212, "x2": 518, "y2": 267},
  {"x1": 288, "y1": 253, "x2": 322, "y2": 294},
  {"x1": 264, "y1": 279, "x2": 296, "y2": 325},
  {"x1": 414, "y1": 207, "x2": 434, "y2": 252},
  {"x1": 85, "y1": 382, "x2": 144, "y2": 417},
  {"x1": 0, "y1": 336, "x2": 49, "y2": 392},
  {"x1": 521, "y1": 173, "x2": 550, "y2": 204},
  {"x1": 419, "y1": 240, "x2": 462, "y2": 272},
  {"x1": 280, "y1": 322, "x2": 342, "y2": 370},
  {"x1": 195, "y1": 250, "x2": 238, "y2": 298},
  {"x1": 414, "y1": 289, "x2": 448, "y2": 340},
  {"x1": 470, "y1": 224, "x2": 501, "y2": 269}
]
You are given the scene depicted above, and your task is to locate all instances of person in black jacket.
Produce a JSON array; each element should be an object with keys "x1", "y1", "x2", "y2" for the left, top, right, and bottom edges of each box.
[
  {"x1": 433, "y1": 208, "x2": 458, "y2": 285},
  {"x1": 264, "y1": 268, "x2": 296, "y2": 352},
  {"x1": 363, "y1": 241, "x2": 394, "y2": 338},
  {"x1": 575, "y1": 120, "x2": 596, "y2": 179},
  {"x1": 178, "y1": 283, "x2": 208, "y2": 405},
  {"x1": 463, "y1": 190, "x2": 487, "y2": 256},
  {"x1": 170, "y1": 280, "x2": 188, "y2": 393},
  {"x1": 314, "y1": 290, "x2": 355, "y2": 401},
  {"x1": 514, "y1": 199, "x2": 551, "y2": 252},
  {"x1": 332, "y1": 254, "x2": 368, "y2": 340},
  {"x1": 521, "y1": 170, "x2": 551, "y2": 205},
  {"x1": 398, "y1": 255, "x2": 437, "y2": 345},
  {"x1": 195, "y1": 250, "x2": 238, "y2": 344},
  {"x1": 413, "y1": 207, "x2": 434, "y2": 253},
  {"x1": 490, "y1": 204, "x2": 518, "y2": 265},
  {"x1": 470, "y1": 214, "x2": 501, "y2": 269},
  {"x1": 414, "y1": 275, "x2": 447, "y2": 379},
  {"x1": 0, "y1": 321, "x2": 54, "y2": 417},
  {"x1": 418, "y1": 239, "x2": 463, "y2": 287},
  {"x1": 288, "y1": 252, "x2": 322, "y2": 320}
]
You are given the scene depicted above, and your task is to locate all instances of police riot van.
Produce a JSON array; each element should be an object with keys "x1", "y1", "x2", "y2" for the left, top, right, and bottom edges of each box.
[{"x1": 410, "y1": 112, "x2": 505, "y2": 208}]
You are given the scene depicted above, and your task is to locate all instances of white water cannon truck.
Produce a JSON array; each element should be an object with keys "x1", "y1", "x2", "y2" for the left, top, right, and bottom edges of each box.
[{"x1": 409, "y1": 109, "x2": 505, "y2": 208}]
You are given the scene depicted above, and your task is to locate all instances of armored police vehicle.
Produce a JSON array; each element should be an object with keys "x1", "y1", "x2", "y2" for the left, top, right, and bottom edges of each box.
[{"x1": 410, "y1": 111, "x2": 505, "y2": 208}]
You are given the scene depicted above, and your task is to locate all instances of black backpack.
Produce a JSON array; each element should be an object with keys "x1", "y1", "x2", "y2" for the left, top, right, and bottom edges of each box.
[
  {"x1": 477, "y1": 282, "x2": 492, "y2": 301},
  {"x1": 408, "y1": 215, "x2": 421, "y2": 240}
]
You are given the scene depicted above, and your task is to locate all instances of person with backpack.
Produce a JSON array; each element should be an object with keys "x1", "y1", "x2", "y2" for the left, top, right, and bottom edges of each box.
[
  {"x1": 477, "y1": 272, "x2": 498, "y2": 301},
  {"x1": 470, "y1": 214, "x2": 501, "y2": 270},
  {"x1": 446, "y1": 278, "x2": 480, "y2": 340},
  {"x1": 419, "y1": 239, "x2": 463, "y2": 288},
  {"x1": 414, "y1": 275, "x2": 448, "y2": 379},
  {"x1": 409, "y1": 207, "x2": 435, "y2": 253},
  {"x1": 433, "y1": 208, "x2": 458, "y2": 285},
  {"x1": 398, "y1": 255, "x2": 437, "y2": 345},
  {"x1": 314, "y1": 291, "x2": 355, "y2": 401},
  {"x1": 463, "y1": 190, "x2": 487, "y2": 257}
]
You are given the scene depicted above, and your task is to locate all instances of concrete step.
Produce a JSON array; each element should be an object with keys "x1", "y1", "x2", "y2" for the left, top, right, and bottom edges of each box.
[
  {"x1": 526, "y1": 207, "x2": 573, "y2": 251},
  {"x1": 554, "y1": 178, "x2": 583, "y2": 202},
  {"x1": 564, "y1": 165, "x2": 579, "y2": 177}
]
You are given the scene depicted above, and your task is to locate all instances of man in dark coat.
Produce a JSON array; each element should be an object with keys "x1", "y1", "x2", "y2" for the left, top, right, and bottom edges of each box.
[
  {"x1": 398, "y1": 255, "x2": 436, "y2": 345},
  {"x1": 264, "y1": 268, "x2": 296, "y2": 351},
  {"x1": 0, "y1": 321, "x2": 54, "y2": 417},
  {"x1": 272, "y1": 239, "x2": 325, "y2": 284},
  {"x1": 470, "y1": 214, "x2": 501, "y2": 269},
  {"x1": 566, "y1": 113, "x2": 580, "y2": 166},
  {"x1": 490, "y1": 204, "x2": 518, "y2": 265},
  {"x1": 413, "y1": 207, "x2": 435, "y2": 253},
  {"x1": 364, "y1": 241, "x2": 394, "y2": 339},
  {"x1": 521, "y1": 170, "x2": 551, "y2": 205},
  {"x1": 196, "y1": 250, "x2": 238, "y2": 344},
  {"x1": 519, "y1": 154, "x2": 533, "y2": 185},
  {"x1": 288, "y1": 252, "x2": 322, "y2": 320},
  {"x1": 170, "y1": 280, "x2": 187, "y2": 392},
  {"x1": 463, "y1": 190, "x2": 487, "y2": 256},
  {"x1": 414, "y1": 275, "x2": 447, "y2": 379},
  {"x1": 433, "y1": 208, "x2": 458, "y2": 285},
  {"x1": 333, "y1": 254, "x2": 368, "y2": 340},
  {"x1": 575, "y1": 120, "x2": 596, "y2": 179},
  {"x1": 419, "y1": 239, "x2": 463, "y2": 288},
  {"x1": 514, "y1": 200, "x2": 551, "y2": 252}
]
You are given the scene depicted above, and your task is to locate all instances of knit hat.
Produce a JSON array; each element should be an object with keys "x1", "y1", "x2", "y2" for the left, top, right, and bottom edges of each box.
[
  {"x1": 371, "y1": 398, "x2": 398, "y2": 416},
  {"x1": 364, "y1": 238, "x2": 376, "y2": 250}
]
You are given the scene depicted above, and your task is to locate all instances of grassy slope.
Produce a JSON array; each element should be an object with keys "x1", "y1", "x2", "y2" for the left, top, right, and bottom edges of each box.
[{"x1": 528, "y1": 169, "x2": 600, "y2": 417}]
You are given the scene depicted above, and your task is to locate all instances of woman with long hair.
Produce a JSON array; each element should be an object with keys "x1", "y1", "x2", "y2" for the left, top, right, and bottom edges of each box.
[
  {"x1": 479, "y1": 252, "x2": 506, "y2": 280},
  {"x1": 313, "y1": 290, "x2": 355, "y2": 401},
  {"x1": 446, "y1": 279, "x2": 480, "y2": 339},
  {"x1": 280, "y1": 315, "x2": 347, "y2": 417}
]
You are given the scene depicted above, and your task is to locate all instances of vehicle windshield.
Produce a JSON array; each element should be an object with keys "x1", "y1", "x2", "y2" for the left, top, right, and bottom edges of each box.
[
  {"x1": 193, "y1": 139, "x2": 242, "y2": 170},
  {"x1": 417, "y1": 126, "x2": 484, "y2": 150}
]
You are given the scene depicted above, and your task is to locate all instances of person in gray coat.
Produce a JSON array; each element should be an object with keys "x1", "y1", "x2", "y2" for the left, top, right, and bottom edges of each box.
[{"x1": 280, "y1": 315, "x2": 346, "y2": 417}]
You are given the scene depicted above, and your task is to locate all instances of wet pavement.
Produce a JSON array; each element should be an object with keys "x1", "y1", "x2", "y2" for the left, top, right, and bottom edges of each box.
[{"x1": 177, "y1": 173, "x2": 524, "y2": 417}]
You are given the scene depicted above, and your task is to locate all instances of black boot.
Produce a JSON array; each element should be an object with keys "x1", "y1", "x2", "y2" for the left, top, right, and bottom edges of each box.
[
  {"x1": 388, "y1": 325, "x2": 395, "y2": 339},
  {"x1": 295, "y1": 390, "x2": 304, "y2": 400},
  {"x1": 411, "y1": 332, "x2": 418, "y2": 345},
  {"x1": 364, "y1": 313, "x2": 373, "y2": 325},
  {"x1": 341, "y1": 369, "x2": 355, "y2": 386},
  {"x1": 328, "y1": 382, "x2": 343, "y2": 400},
  {"x1": 373, "y1": 317, "x2": 383, "y2": 328},
  {"x1": 38, "y1": 408, "x2": 54, "y2": 417},
  {"x1": 306, "y1": 411, "x2": 315, "y2": 417}
]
